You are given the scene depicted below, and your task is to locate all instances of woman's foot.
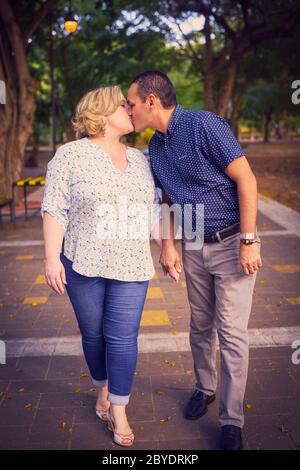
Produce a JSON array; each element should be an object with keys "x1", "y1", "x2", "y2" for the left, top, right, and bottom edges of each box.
[
  {"x1": 95, "y1": 386, "x2": 110, "y2": 421},
  {"x1": 108, "y1": 405, "x2": 134, "y2": 447}
]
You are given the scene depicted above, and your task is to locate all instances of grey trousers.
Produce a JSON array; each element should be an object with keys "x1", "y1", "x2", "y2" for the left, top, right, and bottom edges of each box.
[{"x1": 182, "y1": 232, "x2": 258, "y2": 428}]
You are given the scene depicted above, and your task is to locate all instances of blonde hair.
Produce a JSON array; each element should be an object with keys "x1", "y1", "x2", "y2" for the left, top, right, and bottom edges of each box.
[{"x1": 72, "y1": 85, "x2": 125, "y2": 138}]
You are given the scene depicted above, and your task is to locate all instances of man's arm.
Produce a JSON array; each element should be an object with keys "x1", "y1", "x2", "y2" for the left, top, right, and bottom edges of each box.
[
  {"x1": 160, "y1": 190, "x2": 182, "y2": 282},
  {"x1": 225, "y1": 156, "x2": 262, "y2": 275}
]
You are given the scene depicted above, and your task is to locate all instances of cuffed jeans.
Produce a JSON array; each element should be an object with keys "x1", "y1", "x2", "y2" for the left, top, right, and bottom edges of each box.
[{"x1": 60, "y1": 252, "x2": 149, "y2": 405}]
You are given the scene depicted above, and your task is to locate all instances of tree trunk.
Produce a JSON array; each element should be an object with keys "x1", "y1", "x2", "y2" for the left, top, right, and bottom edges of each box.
[
  {"x1": 0, "y1": 0, "x2": 57, "y2": 199},
  {"x1": 217, "y1": 58, "x2": 238, "y2": 118},
  {"x1": 203, "y1": 69, "x2": 215, "y2": 111},
  {"x1": 264, "y1": 110, "x2": 273, "y2": 143},
  {"x1": 0, "y1": 0, "x2": 38, "y2": 198},
  {"x1": 0, "y1": 58, "x2": 17, "y2": 198}
]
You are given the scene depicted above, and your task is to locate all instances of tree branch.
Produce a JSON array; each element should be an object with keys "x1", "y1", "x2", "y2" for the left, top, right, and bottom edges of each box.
[
  {"x1": 0, "y1": 0, "x2": 30, "y2": 81},
  {"x1": 175, "y1": 19, "x2": 202, "y2": 66},
  {"x1": 211, "y1": 42, "x2": 230, "y2": 72},
  {"x1": 203, "y1": 14, "x2": 212, "y2": 66},
  {"x1": 24, "y1": 0, "x2": 59, "y2": 42},
  {"x1": 237, "y1": 6, "x2": 300, "y2": 56}
]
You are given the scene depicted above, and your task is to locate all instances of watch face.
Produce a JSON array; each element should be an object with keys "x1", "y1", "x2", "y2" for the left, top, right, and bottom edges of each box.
[{"x1": 241, "y1": 239, "x2": 254, "y2": 245}]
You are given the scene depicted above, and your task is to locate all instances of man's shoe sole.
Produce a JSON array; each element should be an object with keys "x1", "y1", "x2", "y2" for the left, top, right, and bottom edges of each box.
[{"x1": 184, "y1": 394, "x2": 216, "y2": 420}]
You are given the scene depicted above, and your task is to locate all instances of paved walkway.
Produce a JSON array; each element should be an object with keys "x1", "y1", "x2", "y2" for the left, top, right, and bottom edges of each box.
[{"x1": 0, "y1": 193, "x2": 300, "y2": 450}]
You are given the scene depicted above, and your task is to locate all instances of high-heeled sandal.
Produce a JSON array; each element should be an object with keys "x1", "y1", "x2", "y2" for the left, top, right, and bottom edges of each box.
[
  {"x1": 107, "y1": 410, "x2": 135, "y2": 447},
  {"x1": 95, "y1": 407, "x2": 110, "y2": 422}
]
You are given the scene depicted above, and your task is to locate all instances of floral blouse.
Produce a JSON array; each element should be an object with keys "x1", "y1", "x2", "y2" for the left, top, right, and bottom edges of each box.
[{"x1": 41, "y1": 137, "x2": 160, "y2": 281}]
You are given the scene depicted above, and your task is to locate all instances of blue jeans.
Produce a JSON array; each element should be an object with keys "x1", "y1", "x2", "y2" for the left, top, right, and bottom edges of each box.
[{"x1": 60, "y1": 252, "x2": 149, "y2": 405}]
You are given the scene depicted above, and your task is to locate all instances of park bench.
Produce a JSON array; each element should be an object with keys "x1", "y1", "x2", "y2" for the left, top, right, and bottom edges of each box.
[
  {"x1": 0, "y1": 196, "x2": 15, "y2": 228},
  {"x1": 12, "y1": 175, "x2": 45, "y2": 220}
]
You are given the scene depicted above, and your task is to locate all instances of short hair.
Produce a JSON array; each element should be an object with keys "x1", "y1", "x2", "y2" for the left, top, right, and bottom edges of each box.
[
  {"x1": 130, "y1": 70, "x2": 176, "y2": 109},
  {"x1": 72, "y1": 85, "x2": 125, "y2": 138}
]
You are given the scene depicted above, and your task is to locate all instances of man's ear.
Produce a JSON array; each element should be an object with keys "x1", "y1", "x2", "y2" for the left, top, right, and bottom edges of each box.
[{"x1": 148, "y1": 94, "x2": 156, "y2": 108}]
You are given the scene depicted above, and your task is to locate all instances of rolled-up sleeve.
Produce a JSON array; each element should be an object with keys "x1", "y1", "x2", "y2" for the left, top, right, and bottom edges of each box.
[{"x1": 40, "y1": 147, "x2": 71, "y2": 231}]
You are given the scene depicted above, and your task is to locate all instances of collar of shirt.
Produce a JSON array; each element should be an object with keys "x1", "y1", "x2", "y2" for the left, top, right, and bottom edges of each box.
[
  {"x1": 154, "y1": 104, "x2": 184, "y2": 140},
  {"x1": 83, "y1": 137, "x2": 136, "y2": 164}
]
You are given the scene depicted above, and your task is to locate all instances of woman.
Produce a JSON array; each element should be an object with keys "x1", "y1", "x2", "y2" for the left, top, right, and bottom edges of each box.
[{"x1": 41, "y1": 86, "x2": 161, "y2": 447}]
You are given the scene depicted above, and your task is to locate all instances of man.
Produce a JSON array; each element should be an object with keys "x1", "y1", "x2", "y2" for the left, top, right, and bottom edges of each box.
[{"x1": 127, "y1": 71, "x2": 262, "y2": 450}]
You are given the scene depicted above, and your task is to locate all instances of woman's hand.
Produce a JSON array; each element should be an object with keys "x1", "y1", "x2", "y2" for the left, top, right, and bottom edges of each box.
[
  {"x1": 159, "y1": 242, "x2": 182, "y2": 283},
  {"x1": 45, "y1": 257, "x2": 67, "y2": 295}
]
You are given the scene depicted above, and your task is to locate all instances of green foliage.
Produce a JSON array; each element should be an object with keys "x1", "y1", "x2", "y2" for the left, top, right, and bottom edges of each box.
[
  {"x1": 23, "y1": 0, "x2": 300, "y2": 142},
  {"x1": 27, "y1": 0, "x2": 181, "y2": 143}
]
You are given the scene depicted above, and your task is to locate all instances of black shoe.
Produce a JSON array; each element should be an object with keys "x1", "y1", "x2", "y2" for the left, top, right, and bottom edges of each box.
[
  {"x1": 221, "y1": 425, "x2": 243, "y2": 450},
  {"x1": 184, "y1": 390, "x2": 215, "y2": 420}
]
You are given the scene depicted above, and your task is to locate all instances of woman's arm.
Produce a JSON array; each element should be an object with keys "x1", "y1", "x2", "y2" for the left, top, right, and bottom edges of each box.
[
  {"x1": 159, "y1": 190, "x2": 181, "y2": 282},
  {"x1": 41, "y1": 146, "x2": 71, "y2": 295},
  {"x1": 151, "y1": 216, "x2": 162, "y2": 248},
  {"x1": 43, "y1": 212, "x2": 67, "y2": 295}
]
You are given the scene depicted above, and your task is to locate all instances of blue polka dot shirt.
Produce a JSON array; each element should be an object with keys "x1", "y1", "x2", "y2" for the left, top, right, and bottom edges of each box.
[{"x1": 149, "y1": 104, "x2": 244, "y2": 236}]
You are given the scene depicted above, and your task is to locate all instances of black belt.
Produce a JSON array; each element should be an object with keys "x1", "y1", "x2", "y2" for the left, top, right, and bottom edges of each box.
[{"x1": 204, "y1": 223, "x2": 240, "y2": 243}]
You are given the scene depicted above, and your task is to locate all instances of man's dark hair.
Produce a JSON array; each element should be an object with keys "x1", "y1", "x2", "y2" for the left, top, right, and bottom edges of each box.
[{"x1": 130, "y1": 70, "x2": 177, "y2": 109}]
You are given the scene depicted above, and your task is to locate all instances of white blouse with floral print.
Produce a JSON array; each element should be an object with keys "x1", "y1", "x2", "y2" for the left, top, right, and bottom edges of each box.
[{"x1": 41, "y1": 137, "x2": 160, "y2": 281}]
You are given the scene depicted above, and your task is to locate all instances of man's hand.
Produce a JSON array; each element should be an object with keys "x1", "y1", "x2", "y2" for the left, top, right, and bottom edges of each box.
[
  {"x1": 240, "y1": 242, "x2": 262, "y2": 275},
  {"x1": 160, "y1": 243, "x2": 182, "y2": 282}
]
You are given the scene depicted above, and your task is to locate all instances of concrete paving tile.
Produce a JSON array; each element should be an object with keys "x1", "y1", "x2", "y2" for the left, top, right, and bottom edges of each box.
[
  {"x1": 46, "y1": 356, "x2": 82, "y2": 379},
  {"x1": 7, "y1": 379, "x2": 80, "y2": 394},
  {"x1": 29, "y1": 407, "x2": 75, "y2": 445},
  {"x1": 70, "y1": 422, "x2": 116, "y2": 450},
  {"x1": 14, "y1": 356, "x2": 51, "y2": 380},
  {"x1": 277, "y1": 413, "x2": 300, "y2": 446},
  {"x1": 0, "y1": 358, "x2": 21, "y2": 380},
  {"x1": 159, "y1": 439, "x2": 204, "y2": 450},
  {"x1": 0, "y1": 393, "x2": 40, "y2": 426},
  {"x1": 2, "y1": 328, "x2": 60, "y2": 339},
  {"x1": 140, "y1": 352, "x2": 186, "y2": 375},
  {"x1": 255, "y1": 369, "x2": 299, "y2": 396},
  {"x1": 244, "y1": 415, "x2": 296, "y2": 450},
  {"x1": 133, "y1": 420, "x2": 201, "y2": 442},
  {"x1": 26, "y1": 441, "x2": 69, "y2": 450},
  {"x1": 0, "y1": 425, "x2": 31, "y2": 450}
]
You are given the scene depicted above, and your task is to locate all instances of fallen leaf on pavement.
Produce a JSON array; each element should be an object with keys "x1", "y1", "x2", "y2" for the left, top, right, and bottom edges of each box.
[
  {"x1": 60, "y1": 421, "x2": 67, "y2": 430},
  {"x1": 279, "y1": 424, "x2": 288, "y2": 433},
  {"x1": 160, "y1": 417, "x2": 171, "y2": 424}
]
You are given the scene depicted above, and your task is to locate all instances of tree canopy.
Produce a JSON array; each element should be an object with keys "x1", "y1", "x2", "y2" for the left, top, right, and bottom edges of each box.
[{"x1": 0, "y1": 0, "x2": 299, "y2": 197}]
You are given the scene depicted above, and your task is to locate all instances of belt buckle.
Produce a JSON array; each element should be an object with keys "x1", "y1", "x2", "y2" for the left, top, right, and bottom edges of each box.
[{"x1": 215, "y1": 230, "x2": 222, "y2": 242}]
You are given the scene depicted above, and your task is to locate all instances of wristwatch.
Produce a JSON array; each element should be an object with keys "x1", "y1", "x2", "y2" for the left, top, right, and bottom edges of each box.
[{"x1": 240, "y1": 233, "x2": 260, "y2": 245}]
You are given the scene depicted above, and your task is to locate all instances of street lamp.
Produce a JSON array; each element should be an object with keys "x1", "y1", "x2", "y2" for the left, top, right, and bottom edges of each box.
[
  {"x1": 64, "y1": 0, "x2": 78, "y2": 33},
  {"x1": 49, "y1": 3, "x2": 77, "y2": 155},
  {"x1": 49, "y1": 10, "x2": 56, "y2": 155}
]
